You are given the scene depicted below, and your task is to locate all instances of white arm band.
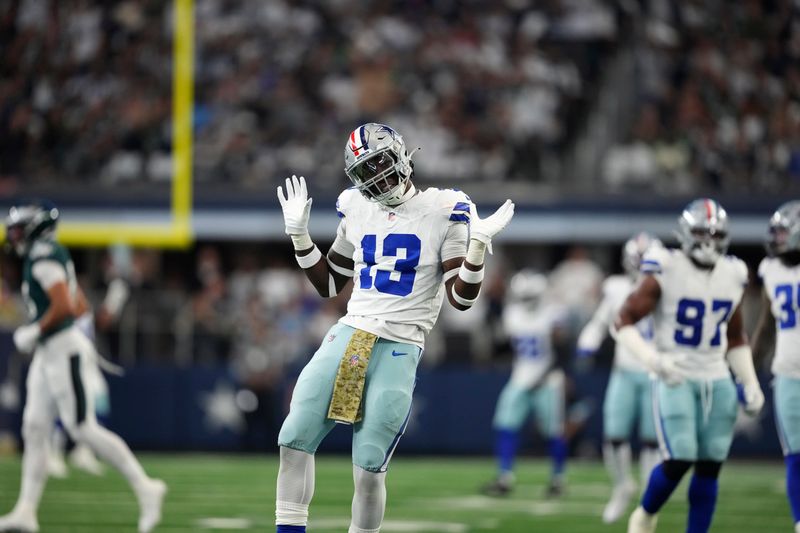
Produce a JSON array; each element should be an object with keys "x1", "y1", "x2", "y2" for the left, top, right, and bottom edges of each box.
[
  {"x1": 327, "y1": 257, "x2": 354, "y2": 277},
  {"x1": 726, "y1": 345, "x2": 759, "y2": 387},
  {"x1": 296, "y1": 245, "x2": 323, "y2": 269},
  {"x1": 457, "y1": 263, "x2": 484, "y2": 284},
  {"x1": 451, "y1": 284, "x2": 479, "y2": 307},
  {"x1": 614, "y1": 324, "x2": 660, "y2": 371},
  {"x1": 442, "y1": 268, "x2": 459, "y2": 284}
]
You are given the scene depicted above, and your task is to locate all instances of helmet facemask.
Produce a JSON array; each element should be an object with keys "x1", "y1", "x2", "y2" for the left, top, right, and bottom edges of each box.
[{"x1": 346, "y1": 149, "x2": 409, "y2": 205}]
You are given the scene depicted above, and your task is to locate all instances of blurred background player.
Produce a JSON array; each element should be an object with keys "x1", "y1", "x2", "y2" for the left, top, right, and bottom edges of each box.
[
  {"x1": 0, "y1": 202, "x2": 165, "y2": 533},
  {"x1": 274, "y1": 124, "x2": 515, "y2": 533},
  {"x1": 577, "y1": 232, "x2": 663, "y2": 523},
  {"x1": 47, "y1": 276, "x2": 129, "y2": 478},
  {"x1": 752, "y1": 200, "x2": 800, "y2": 533},
  {"x1": 482, "y1": 269, "x2": 569, "y2": 498},
  {"x1": 614, "y1": 199, "x2": 764, "y2": 533}
]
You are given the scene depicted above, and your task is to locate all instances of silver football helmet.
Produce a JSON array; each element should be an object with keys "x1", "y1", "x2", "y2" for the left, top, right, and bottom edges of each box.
[
  {"x1": 676, "y1": 198, "x2": 730, "y2": 267},
  {"x1": 5, "y1": 201, "x2": 59, "y2": 257},
  {"x1": 508, "y1": 269, "x2": 548, "y2": 307},
  {"x1": 766, "y1": 200, "x2": 800, "y2": 257},
  {"x1": 622, "y1": 231, "x2": 662, "y2": 277},
  {"x1": 344, "y1": 123, "x2": 415, "y2": 206}
]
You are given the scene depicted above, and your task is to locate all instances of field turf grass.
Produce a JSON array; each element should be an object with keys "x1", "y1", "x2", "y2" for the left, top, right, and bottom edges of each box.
[{"x1": 0, "y1": 454, "x2": 790, "y2": 532}]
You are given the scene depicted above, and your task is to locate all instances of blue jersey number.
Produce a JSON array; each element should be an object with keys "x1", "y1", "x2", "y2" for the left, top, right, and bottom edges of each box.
[
  {"x1": 674, "y1": 298, "x2": 734, "y2": 347},
  {"x1": 775, "y1": 284, "x2": 799, "y2": 329},
  {"x1": 359, "y1": 233, "x2": 421, "y2": 297},
  {"x1": 512, "y1": 336, "x2": 541, "y2": 359}
]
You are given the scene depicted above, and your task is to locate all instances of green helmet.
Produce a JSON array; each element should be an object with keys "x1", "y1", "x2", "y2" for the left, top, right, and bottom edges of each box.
[{"x1": 5, "y1": 201, "x2": 60, "y2": 257}]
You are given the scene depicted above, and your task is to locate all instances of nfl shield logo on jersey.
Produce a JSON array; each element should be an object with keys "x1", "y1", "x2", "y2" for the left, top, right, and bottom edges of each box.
[
  {"x1": 349, "y1": 354, "x2": 360, "y2": 367},
  {"x1": 388, "y1": 212, "x2": 396, "y2": 221}
]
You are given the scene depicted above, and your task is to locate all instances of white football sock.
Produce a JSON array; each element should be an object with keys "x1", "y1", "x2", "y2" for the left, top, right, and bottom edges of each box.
[
  {"x1": 73, "y1": 422, "x2": 148, "y2": 489},
  {"x1": 276, "y1": 446, "x2": 315, "y2": 526},
  {"x1": 639, "y1": 446, "x2": 661, "y2": 487},
  {"x1": 16, "y1": 424, "x2": 49, "y2": 515},
  {"x1": 604, "y1": 442, "x2": 633, "y2": 487},
  {"x1": 350, "y1": 465, "x2": 386, "y2": 533}
]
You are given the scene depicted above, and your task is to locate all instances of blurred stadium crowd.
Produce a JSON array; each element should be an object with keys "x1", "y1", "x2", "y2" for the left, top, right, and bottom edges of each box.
[{"x1": 1, "y1": 0, "x2": 797, "y2": 195}]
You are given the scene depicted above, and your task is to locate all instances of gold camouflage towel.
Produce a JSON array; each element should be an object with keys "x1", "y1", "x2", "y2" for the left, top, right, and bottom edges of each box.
[{"x1": 327, "y1": 329, "x2": 378, "y2": 424}]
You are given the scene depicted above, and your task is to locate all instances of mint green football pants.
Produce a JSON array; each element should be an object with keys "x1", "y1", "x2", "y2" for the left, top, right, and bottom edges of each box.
[{"x1": 278, "y1": 323, "x2": 422, "y2": 472}]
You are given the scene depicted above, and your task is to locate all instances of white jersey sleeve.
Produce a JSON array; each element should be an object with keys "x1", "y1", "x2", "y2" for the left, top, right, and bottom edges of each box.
[
  {"x1": 32, "y1": 260, "x2": 67, "y2": 290},
  {"x1": 759, "y1": 257, "x2": 800, "y2": 378},
  {"x1": 577, "y1": 278, "x2": 618, "y2": 355}
]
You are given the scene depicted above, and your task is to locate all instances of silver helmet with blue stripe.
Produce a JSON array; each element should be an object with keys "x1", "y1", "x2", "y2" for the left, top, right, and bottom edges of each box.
[
  {"x1": 766, "y1": 200, "x2": 800, "y2": 257},
  {"x1": 344, "y1": 123, "x2": 414, "y2": 206},
  {"x1": 676, "y1": 198, "x2": 730, "y2": 266}
]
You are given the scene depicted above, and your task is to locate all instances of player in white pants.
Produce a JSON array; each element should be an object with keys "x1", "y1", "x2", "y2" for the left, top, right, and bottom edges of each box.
[
  {"x1": 0, "y1": 202, "x2": 165, "y2": 533},
  {"x1": 47, "y1": 278, "x2": 129, "y2": 479},
  {"x1": 577, "y1": 232, "x2": 663, "y2": 523}
]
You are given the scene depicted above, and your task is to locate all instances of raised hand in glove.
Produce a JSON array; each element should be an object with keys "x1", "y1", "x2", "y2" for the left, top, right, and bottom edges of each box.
[
  {"x1": 277, "y1": 175, "x2": 313, "y2": 235},
  {"x1": 469, "y1": 199, "x2": 515, "y2": 254}
]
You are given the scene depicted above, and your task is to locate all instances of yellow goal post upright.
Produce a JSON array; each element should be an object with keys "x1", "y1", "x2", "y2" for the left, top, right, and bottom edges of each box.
[{"x1": 56, "y1": 0, "x2": 194, "y2": 248}]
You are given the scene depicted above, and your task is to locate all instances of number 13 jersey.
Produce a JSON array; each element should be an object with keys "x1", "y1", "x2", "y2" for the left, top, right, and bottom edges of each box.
[
  {"x1": 643, "y1": 246, "x2": 748, "y2": 380},
  {"x1": 333, "y1": 187, "x2": 471, "y2": 348}
]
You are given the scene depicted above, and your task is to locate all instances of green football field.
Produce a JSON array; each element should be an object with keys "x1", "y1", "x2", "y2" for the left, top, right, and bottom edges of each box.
[{"x1": 0, "y1": 454, "x2": 791, "y2": 532}]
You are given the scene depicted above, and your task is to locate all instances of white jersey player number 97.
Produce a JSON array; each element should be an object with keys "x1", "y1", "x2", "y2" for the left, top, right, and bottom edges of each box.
[{"x1": 673, "y1": 297, "x2": 733, "y2": 348}]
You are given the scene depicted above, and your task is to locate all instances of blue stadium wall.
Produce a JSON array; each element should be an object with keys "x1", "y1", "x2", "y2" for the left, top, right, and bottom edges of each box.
[{"x1": 0, "y1": 351, "x2": 781, "y2": 458}]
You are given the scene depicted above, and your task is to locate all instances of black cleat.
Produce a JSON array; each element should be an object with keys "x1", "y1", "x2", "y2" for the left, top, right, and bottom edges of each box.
[{"x1": 481, "y1": 478, "x2": 513, "y2": 497}]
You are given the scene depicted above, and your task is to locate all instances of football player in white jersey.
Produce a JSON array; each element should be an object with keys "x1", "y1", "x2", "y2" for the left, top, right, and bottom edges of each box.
[
  {"x1": 613, "y1": 199, "x2": 764, "y2": 533},
  {"x1": 577, "y1": 232, "x2": 662, "y2": 523},
  {"x1": 274, "y1": 123, "x2": 514, "y2": 533},
  {"x1": 751, "y1": 200, "x2": 800, "y2": 533},
  {"x1": 0, "y1": 202, "x2": 165, "y2": 533},
  {"x1": 481, "y1": 270, "x2": 569, "y2": 498}
]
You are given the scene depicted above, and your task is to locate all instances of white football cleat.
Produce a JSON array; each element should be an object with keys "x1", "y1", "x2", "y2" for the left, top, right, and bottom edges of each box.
[
  {"x1": 69, "y1": 444, "x2": 105, "y2": 476},
  {"x1": 137, "y1": 478, "x2": 167, "y2": 533},
  {"x1": 627, "y1": 506, "x2": 658, "y2": 533},
  {"x1": 603, "y1": 479, "x2": 637, "y2": 523},
  {"x1": 0, "y1": 507, "x2": 39, "y2": 532}
]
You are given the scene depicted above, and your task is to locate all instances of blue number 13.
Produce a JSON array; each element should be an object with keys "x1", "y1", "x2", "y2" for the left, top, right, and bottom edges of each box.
[
  {"x1": 359, "y1": 234, "x2": 421, "y2": 297},
  {"x1": 674, "y1": 298, "x2": 733, "y2": 347}
]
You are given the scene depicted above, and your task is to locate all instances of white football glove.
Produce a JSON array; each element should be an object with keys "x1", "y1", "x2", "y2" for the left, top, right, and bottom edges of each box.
[
  {"x1": 740, "y1": 382, "x2": 765, "y2": 416},
  {"x1": 13, "y1": 323, "x2": 41, "y2": 354},
  {"x1": 615, "y1": 325, "x2": 685, "y2": 386},
  {"x1": 469, "y1": 199, "x2": 515, "y2": 254},
  {"x1": 727, "y1": 345, "x2": 764, "y2": 416},
  {"x1": 277, "y1": 175, "x2": 313, "y2": 235}
]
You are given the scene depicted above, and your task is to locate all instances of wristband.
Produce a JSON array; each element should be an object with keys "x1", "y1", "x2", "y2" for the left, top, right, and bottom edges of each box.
[
  {"x1": 451, "y1": 284, "x2": 479, "y2": 307},
  {"x1": 458, "y1": 264, "x2": 484, "y2": 284},
  {"x1": 296, "y1": 246, "x2": 322, "y2": 269}
]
